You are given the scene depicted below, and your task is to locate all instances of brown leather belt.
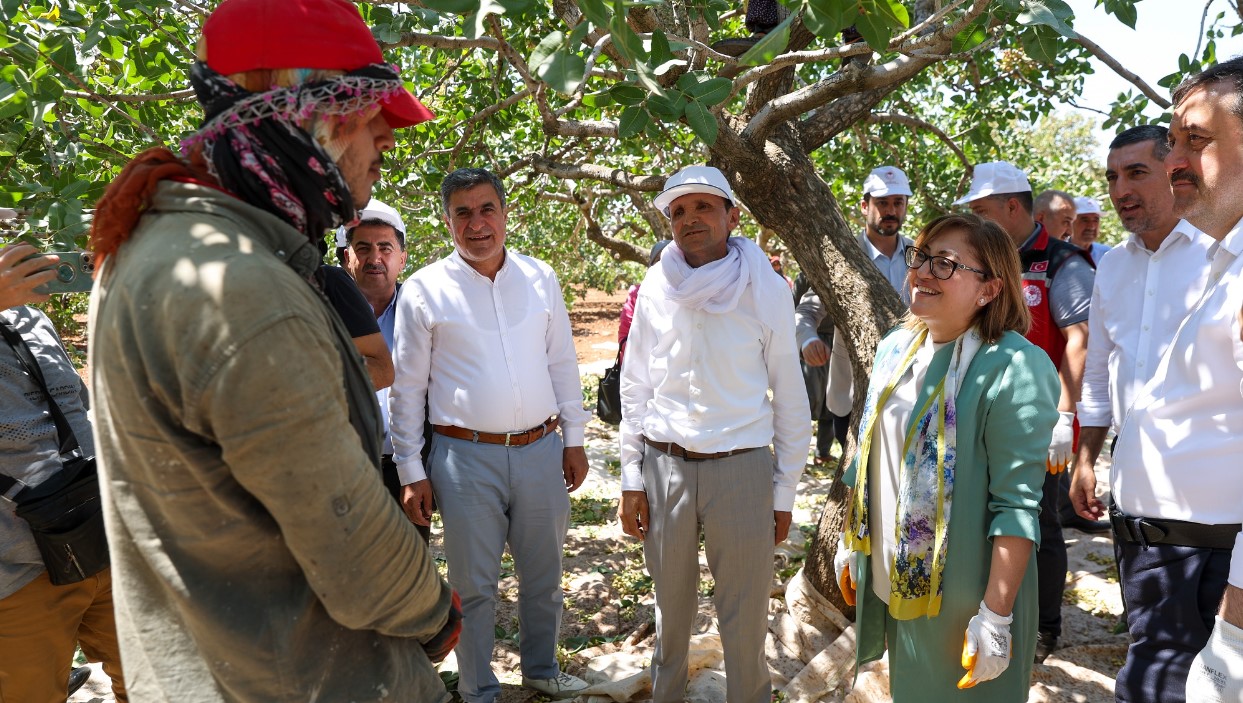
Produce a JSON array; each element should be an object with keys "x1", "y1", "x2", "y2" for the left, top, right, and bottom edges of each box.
[
  {"x1": 433, "y1": 417, "x2": 559, "y2": 447},
  {"x1": 643, "y1": 436, "x2": 760, "y2": 462}
]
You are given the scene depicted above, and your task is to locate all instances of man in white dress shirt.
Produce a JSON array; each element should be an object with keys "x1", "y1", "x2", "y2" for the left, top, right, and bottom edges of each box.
[
  {"x1": 388, "y1": 168, "x2": 591, "y2": 702},
  {"x1": 1069, "y1": 124, "x2": 1210, "y2": 527},
  {"x1": 618, "y1": 165, "x2": 811, "y2": 703},
  {"x1": 1100, "y1": 62, "x2": 1243, "y2": 703}
]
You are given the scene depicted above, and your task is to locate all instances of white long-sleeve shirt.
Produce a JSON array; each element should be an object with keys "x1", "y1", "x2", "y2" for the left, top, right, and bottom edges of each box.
[
  {"x1": 618, "y1": 258, "x2": 812, "y2": 512},
  {"x1": 1113, "y1": 218, "x2": 1243, "y2": 587},
  {"x1": 388, "y1": 250, "x2": 589, "y2": 485},
  {"x1": 1077, "y1": 220, "x2": 1211, "y2": 431}
]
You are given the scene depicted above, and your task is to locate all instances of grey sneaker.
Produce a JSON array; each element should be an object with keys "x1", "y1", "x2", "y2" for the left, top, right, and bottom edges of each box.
[{"x1": 522, "y1": 672, "x2": 589, "y2": 699}]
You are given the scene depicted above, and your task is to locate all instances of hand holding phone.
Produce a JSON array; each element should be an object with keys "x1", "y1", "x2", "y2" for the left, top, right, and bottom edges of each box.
[{"x1": 0, "y1": 244, "x2": 60, "y2": 308}]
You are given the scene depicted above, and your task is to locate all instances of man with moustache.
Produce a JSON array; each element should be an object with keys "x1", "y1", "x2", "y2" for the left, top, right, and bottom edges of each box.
[
  {"x1": 337, "y1": 199, "x2": 436, "y2": 540},
  {"x1": 84, "y1": 0, "x2": 459, "y2": 699},
  {"x1": 957, "y1": 161, "x2": 1096, "y2": 663},
  {"x1": 801, "y1": 166, "x2": 916, "y2": 426},
  {"x1": 1070, "y1": 196, "x2": 1112, "y2": 264},
  {"x1": 1034, "y1": 189, "x2": 1077, "y2": 241},
  {"x1": 388, "y1": 168, "x2": 591, "y2": 702},
  {"x1": 1098, "y1": 61, "x2": 1243, "y2": 703},
  {"x1": 619, "y1": 165, "x2": 810, "y2": 703}
]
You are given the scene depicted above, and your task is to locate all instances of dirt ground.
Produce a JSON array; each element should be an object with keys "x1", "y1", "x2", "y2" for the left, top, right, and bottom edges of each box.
[{"x1": 71, "y1": 288, "x2": 1128, "y2": 702}]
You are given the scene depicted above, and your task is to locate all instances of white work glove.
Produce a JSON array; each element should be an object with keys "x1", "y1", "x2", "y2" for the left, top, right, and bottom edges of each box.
[
  {"x1": 957, "y1": 600, "x2": 1013, "y2": 689},
  {"x1": 1046, "y1": 411, "x2": 1075, "y2": 474},
  {"x1": 1186, "y1": 616, "x2": 1243, "y2": 702},
  {"x1": 833, "y1": 532, "x2": 858, "y2": 606}
]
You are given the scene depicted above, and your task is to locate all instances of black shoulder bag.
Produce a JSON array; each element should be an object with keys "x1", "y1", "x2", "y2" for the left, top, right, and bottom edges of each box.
[
  {"x1": 596, "y1": 341, "x2": 624, "y2": 426},
  {"x1": 0, "y1": 320, "x2": 109, "y2": 585}
]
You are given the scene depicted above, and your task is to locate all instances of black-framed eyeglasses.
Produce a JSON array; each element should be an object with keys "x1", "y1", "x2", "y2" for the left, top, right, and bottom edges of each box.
[{"x1": 904, "y1": 247, "x2": 991, "y2": 280}]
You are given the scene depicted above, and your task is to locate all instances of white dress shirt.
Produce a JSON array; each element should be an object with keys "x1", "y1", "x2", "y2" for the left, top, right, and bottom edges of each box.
[
  {"x1": 619, "y1": 258, "x2": 812, "y2": 512},
  {"x1": 1113, "y1": 218, "x2": 1243, "y2": 587},
  {"x1": 1078, "y1": 220, "x2": 1211, "y2": 431},
  {"x1": 388, "y1": 250, "x2": 589, "y2": 485}
]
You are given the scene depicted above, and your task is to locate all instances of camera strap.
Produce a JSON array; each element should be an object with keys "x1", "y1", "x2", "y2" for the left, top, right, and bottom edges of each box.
[{"x1": 0, "y1": 317, "x2": 87, "y2": 502}]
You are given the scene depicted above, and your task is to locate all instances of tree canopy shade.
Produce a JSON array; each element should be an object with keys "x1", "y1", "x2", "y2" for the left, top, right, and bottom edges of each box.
[{"x1": 3, "y1": 0, "x2": 1237, "y2": 607}]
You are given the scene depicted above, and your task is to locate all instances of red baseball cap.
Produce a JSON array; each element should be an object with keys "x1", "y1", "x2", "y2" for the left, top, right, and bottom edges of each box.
[{"x1": 202, "y1": 0, "x2": 433, "y2": 128}]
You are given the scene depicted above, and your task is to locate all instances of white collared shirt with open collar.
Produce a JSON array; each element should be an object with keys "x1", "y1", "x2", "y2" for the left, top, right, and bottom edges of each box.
[
  {"x1": 618, "y1": 262, "x2": 811, "y2": 512},
  {"x1": 388, "y1": 250, "x2": 589, "y2": 485},
  {"x1": 1113, "y1": 217, "x2": 1243, "y2": 586},
  {"x1": 1077, "y1": 219, "x2": 1211, "y2": 433}
]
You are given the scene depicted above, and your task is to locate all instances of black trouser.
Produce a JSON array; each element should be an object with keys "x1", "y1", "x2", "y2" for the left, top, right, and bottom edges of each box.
[
  {"x1": 382, "y1": 454, "x2": 431, "y2": 542},
  {"x1": 1037, "y1": 470, "x2": 1066, "y2": 637},
  {"x1": 1114, "y1": 539, "x2": 1230, "y2": 703}
]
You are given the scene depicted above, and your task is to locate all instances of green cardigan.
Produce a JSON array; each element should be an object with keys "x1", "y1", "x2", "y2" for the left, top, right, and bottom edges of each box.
[{"x1": 842, "y1": 329, "x2": 1059, "y2": 702}]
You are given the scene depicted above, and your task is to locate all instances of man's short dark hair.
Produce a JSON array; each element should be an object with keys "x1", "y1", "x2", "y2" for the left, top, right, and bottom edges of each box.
[
  {"x1": 346, "y1": 217, "x2": 406, "y2": 248},
  {"x1": 1171, "y1": 56, "x2": 1243, "y2": 123},
  {"x1": 1033, "y1": 189, "x2": 1072, "y2": 215},
  {"x1": 1109, "y1": 124, "x2": 1171, "y2": 161},
  {"x1": 986, "y1": 191, "x2": 1033, "y2": 214},
  {"x1": 440, "y1": 168, "x2": 507, "y2": 216}
]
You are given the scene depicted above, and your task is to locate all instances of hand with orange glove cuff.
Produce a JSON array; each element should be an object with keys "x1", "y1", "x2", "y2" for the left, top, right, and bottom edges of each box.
[
  {"x1": 833, "y1": 532, "x2": 858, "y2": 606},
  {"x1": 423, "y1": 590, "x2": 463, "y2": 663},
  {"x1": 1046, "y1": 411, "x2": 1075, "y2": 474},
  {"x1": 957, "y1": 600, "x2": 1012, "y2": 689}
]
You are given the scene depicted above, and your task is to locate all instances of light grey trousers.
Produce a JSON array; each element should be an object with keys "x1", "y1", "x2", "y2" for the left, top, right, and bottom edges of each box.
[
  {"x1": 429, "y1": 431, "x2": 569, "y2": 703},
  {"x1": 641, "y1": 444, "x2": 775, "y2": 703}
]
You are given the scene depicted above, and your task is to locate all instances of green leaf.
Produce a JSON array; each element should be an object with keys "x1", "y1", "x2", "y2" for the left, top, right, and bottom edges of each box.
[
  {"x1": 609, "y1": 0, "x2": 646, "y2": 63},
  {"x1": 682, "y1": 76, "x2": 731, "y2": 106},
  {"x1": 609, "y1": 84, "x2": 647, "y2": 105},
  {"x1": 617, "y1": 104, "x2": 649, "y2": 138},
  {"x1": 1103, "y1": 0, "x2": 1137, "y2": 29},
  {"x1": 684, "y1": 99, "x2": 717, "y2": 145},
  {"x1": 418, "y1": 0, "x2": 478, "y2": 13},
  {"x1": 951, "y1": 16, "x2": 988, "y2": 54},
  {"x1": 577, "y1": 0, "x2": 611, "y2": 29},
  {"x1": 803, "y1": 0, "x2": 857, "y2": 40},
  {"x1": 567, "y1": 20, "x2": 591, "y2": 47},
  {"x1": 647, "y1": 92, "x2": 687, "y2": 120},
  {"x1": 650, "y1": 28, "x2": 673, "y2": 65},
  {"x1": 536, "y1": 49, "x2": 587, "y2": 95},
  {"x1": 1017, "y1": 0, "x2": 1074, "y2": 39},
  {"x1": 529, "y1": 30, "x2": 565, "y2": 72},
  {"x1": 1019, "y1": 24, "x2": 1059, "y2": 64},
  {"x1": 738, "y1": 12, "x2": 793, "y2": 66},
  {"x1": 632, "y1": 60, "x2": 664, "y2": 94},
  {"x1": 59, "y1": 179, "x2": 90, "y2": 201},
  {"x1": 855, "y1": 0, "x2": 909, "y2": 53}
]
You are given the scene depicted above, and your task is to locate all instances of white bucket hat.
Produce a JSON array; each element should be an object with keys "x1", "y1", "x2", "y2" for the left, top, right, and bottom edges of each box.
[
  {"x1": 953, "y1": 161, "x2": 1032, "y2": 205},
  {"x1": 335, "y1": 198, "x2": 406, "y2": 248},
  {"x1": 862, "y1": 166, "x2": 913, "y2": 198},
  {"x1": 1072, "y1": 196, "x2": 1102, "y2": 216},
  {"x1": 654, "y1": 166, "x2": 736, "y2": 217}
]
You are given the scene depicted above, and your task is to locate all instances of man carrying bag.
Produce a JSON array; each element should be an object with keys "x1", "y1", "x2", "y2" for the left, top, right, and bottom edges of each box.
[{"x1": 0, "y1": 248, "x2": 126, "y2": 701}]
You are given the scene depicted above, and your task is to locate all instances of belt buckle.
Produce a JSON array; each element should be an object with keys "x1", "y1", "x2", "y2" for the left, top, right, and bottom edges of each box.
[
  {"x1": 504, "y1": 432, "x2": 514, "y2": 447},
  {"x1": 471, "y1": 431, "x2": 480, "y2": 444}
]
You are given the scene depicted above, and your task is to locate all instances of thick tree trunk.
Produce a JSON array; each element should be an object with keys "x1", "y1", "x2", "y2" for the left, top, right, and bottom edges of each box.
[{"x1": 711, "y1": 125, "x2": 905, "y2": 615}]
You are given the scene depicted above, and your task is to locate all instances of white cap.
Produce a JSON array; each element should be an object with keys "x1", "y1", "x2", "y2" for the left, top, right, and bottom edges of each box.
[
  {"x1": 953, "y1": 161, "x2": 1032, "y2": 205},
  {"x1": 862, "y1": 166, "x2": 912, "y2": 198},
  {"x1": 335, "y1": 198, "x2": 406, "y2": 248},
  {"x1": 654, "y1": 166, "x2": 736, "y2": 217},
  {"x1": 1073, "y1": 196, "x2": 1102, "y2": 216}
]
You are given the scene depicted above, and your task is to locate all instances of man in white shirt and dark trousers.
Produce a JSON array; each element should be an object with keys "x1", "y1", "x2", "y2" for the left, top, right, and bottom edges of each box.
[
  {"x1": 388, "y1": 168, "x2": 591, "y2": 702},
  {"x1": 1080, "y1": 61, "x2": 1243, "y2": 703},
  {"x1": 618, "y1": 166, "x2": 811, "y2": 703},
  {"x1": 1068, "y1": 124, "x2": 1210, "y2": 543}
]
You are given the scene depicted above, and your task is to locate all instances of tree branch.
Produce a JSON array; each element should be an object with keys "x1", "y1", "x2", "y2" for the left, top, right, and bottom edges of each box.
[
  {"x1": 575, "y1": 192, "x2": 649, "y2": 265},
  {"x1": 1073, "y1": 31, "x2": 1171, "y2": 108},
  {"x1": 867, "y1": 111, "x2": 972, "y2": 170},
  {"x1": 385, "y1": 32, "x2": 501, "y2": 50},
  {"x1": 528, "y1": 156, "x2": 665, "y2": 192},
  {"x1": 64, "y1": 89, "x2": 196, "y2": 103}
]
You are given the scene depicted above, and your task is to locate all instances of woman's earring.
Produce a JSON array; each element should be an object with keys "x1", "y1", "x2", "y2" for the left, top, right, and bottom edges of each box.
[{"x1": 978, "y1": 298, "x2": 987, "y2": 305}]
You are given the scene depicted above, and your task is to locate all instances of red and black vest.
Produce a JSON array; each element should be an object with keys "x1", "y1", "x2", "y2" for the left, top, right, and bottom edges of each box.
[{"x1": 1018, "y1": 224, "x2": 1095, "y2": 370}]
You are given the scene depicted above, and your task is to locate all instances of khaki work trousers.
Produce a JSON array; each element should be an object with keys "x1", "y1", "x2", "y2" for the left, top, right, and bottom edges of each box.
[{"x1": 0, "y1": 568, "x2": 126, "y2": 703}]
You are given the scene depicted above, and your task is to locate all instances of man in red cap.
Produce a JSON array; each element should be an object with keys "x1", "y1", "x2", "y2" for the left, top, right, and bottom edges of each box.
[{"x1": 85, "y1": 0, "x2": 458, "y2": 700}]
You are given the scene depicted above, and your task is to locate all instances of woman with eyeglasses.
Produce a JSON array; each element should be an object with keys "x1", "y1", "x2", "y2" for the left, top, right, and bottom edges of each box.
[{"x1": 834, "y1": 213, "x2": 1060, "y2": 701}]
